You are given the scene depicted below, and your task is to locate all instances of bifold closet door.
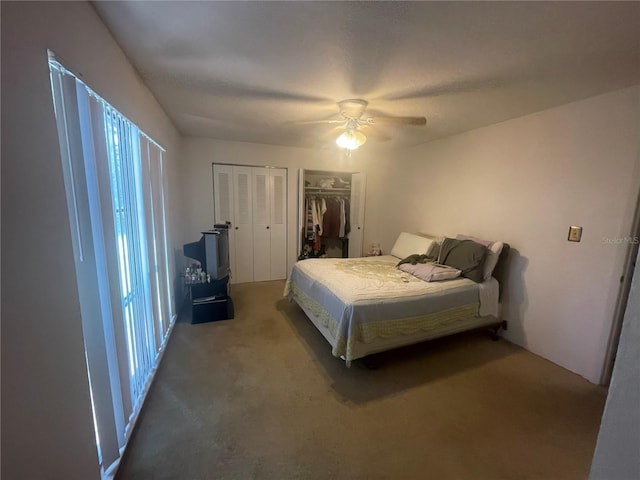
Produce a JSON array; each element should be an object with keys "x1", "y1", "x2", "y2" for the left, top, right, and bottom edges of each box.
[
  {"x1": 214, "y1": 164, "x2": 286, "y2": 284},
  {"x1": 213, "y1": 164, "x2": 236, "y2": 280},
  {"x1": 348, "y1": 172, "x2": 366, "y2": 258},
  {"x1": 252, "y1": 168, "x2": 287, "y2": 282},
  {"x1": 252, "y1": 168, "x2": 271, "y2": 281},
  {"x1": 269, "y1": 168, "x2": 287, "y2": 280},
  {"x1": 232, "y1": 166, "x2": 254, "y2": 283}
]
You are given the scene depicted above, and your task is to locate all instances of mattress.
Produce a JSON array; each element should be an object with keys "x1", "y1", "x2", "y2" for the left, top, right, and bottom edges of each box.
[{"x1": 284, "y1": 255, "x2": 499, "y2": 363}]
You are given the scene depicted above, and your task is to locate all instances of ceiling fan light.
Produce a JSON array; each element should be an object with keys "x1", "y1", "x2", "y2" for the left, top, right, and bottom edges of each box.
[{"x1": 336, "y1": 130, "x2": 366, "y2": 150}]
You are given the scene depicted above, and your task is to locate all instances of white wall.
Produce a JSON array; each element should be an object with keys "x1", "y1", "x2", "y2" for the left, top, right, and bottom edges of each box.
[
  {"x1": 372, "y1": 86, "x2": 640, "y2": 383},
  {"x1": 180, "y1": 138, "x2": 391, "y2": 274},
  {"x1": 1, "y1": 2, "x2": 183, "y2": 478}
]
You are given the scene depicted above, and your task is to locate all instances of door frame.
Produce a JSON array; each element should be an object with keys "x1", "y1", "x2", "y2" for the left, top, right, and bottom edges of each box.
[
  {"x1": 600, "y1": 187, "x2": 640, "y2": 385},
  {"x1": 299, "y1": 169, "x2": 366, "y2": 259}
]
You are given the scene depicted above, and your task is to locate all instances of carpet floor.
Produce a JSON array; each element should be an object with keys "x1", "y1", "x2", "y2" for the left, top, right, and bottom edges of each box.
[{"x1": 115, "y1": 280, "x2": 607, "y2": 480}]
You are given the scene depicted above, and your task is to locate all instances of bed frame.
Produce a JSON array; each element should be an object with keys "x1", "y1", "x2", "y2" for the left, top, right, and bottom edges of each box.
[{"x1": 290, "y1": 244, "x2": 511, "y2": 365}]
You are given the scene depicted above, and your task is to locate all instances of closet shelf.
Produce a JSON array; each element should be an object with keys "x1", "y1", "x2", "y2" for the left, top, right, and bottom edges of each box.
[{"x1": 305, "y1": 187, "x2": 351, "y2": 193}]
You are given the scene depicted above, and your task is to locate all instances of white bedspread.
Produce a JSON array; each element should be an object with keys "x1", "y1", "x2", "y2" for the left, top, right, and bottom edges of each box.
[{"x1": 285, "y1": 255, "x2": 499, "y2": 362}]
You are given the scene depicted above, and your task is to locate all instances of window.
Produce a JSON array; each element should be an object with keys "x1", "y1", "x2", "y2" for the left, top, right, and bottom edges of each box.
[{"x1": 49, "y1": 53, "x2": 175, "y2": 479}]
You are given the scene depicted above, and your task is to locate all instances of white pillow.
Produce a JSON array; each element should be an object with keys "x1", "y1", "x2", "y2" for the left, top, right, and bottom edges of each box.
[
  {"x1": 418, "y1": 232, "x2": 444, "y2": 259},
  {"x1": 456, "y1": 234, "x2": 504, "y2": 280},
  {"x1": 390, "y1": 232, "x2": 435, "y2": 259}
]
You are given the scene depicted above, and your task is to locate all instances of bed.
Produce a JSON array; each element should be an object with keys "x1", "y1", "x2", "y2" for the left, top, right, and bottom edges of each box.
[{"x1": 284, "y1": 232, "x2": 509, "y2": 365}]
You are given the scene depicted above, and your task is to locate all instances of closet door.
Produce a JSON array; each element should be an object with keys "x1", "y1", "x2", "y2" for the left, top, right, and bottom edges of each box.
[
  {"x1": 348, "y1": 172, "x2": 366, "y2": 258},
  {"x1": 252, "y1": 168, "x2": 287, "y2": 281},
  {"x1": 252, "y1": 168, "x2": 271, "y2": 282},
  {"x1": 214, "y1": 164, "x2": 287, "y2": 283},
  {"x1": 213, "y1": 164, "x2": 236, "y2": 279},
  {"x1": 233, "y1": 166, "x2": 254, "y2": 283},
  {"x1": 269, "y1": 168, "x2": 287, "y2": 280}
]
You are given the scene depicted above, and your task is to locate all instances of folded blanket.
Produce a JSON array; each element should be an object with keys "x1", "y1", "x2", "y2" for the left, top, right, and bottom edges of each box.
[
  {"x1": 398, "y1": 262, "x2": 462, "y2": 282},
  {"x1": 396, "y1": 253, "x2": 436, "y2": 266}
]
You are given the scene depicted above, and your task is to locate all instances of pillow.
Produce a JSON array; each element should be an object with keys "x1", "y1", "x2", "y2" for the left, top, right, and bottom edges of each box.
[
  {"x1": 390, "y1": 232, "x2": 435, "y2": 259},
  {"x1": 398, "y1": 262, "x2": 461, "y2": 282},
  {"x1": 438, "y1": 237, "x2": 487, "y2": 283},
  {"x1": 418, "y1": 232, "x2": 444, "y2": 260},
  {"x1": 418, "y1": 232, "x2": 444, "y2": 243},
  {"x1": 456, "y1": 234, "x2": 504, "y2": 280}
]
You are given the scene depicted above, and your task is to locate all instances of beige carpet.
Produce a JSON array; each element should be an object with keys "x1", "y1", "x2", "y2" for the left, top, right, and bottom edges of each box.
[{"x1": 116, "y1": 280, "x2": 607, "y2": 480}]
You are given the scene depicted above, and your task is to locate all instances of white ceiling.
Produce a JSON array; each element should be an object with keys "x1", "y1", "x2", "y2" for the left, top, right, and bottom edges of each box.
[{"x1": 93, "y1": 1, "x2": 640, "y2": 150}]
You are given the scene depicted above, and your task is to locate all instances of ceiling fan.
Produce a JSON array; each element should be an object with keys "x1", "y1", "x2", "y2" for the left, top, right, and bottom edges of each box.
[{"x1": 292, "y1": 99, "x2": 427, "y2": 150}]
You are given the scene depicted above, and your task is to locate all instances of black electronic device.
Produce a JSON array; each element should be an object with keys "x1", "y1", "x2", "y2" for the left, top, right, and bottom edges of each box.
[
  {"x1": 183, "y1": 237, "x2": 205, "y2": 267},
  {"x1": 183, "y1": 228, "x2": 230, "y2": 280}
]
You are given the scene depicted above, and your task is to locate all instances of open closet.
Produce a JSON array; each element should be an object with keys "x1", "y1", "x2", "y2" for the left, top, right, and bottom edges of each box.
[{"x1": 298, "y1": 169, "x2": 366, "y2": 259}]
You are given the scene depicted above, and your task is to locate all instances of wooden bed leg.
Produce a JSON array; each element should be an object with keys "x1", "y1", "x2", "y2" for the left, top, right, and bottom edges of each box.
[
  {"x1": 489, "y1": 320, "x2": 508, "y2": 341},
  {"x1": 358, "y1": 357, "x2": 378, "y2": 370},
  {"x1": 490, "y1": 326, "x2": 500, "y2": 341}
]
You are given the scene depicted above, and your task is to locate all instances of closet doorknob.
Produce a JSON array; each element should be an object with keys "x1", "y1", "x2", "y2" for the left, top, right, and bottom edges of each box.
[
  {"x1": 266, "y1": 226, "x2": 270, "y2": 229},
  {"x1": 235, "y1": 226, "x2": 239, "y2": 230}
]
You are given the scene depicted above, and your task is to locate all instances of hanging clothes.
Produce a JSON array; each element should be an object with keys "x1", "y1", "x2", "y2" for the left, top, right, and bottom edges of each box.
[
  {"x1": 339, "y1": 198, "x2": 346, "y2": 238},
  {"x1": 316, "y1": 198, "x2": 326, "y2": 236},
  {"x1": 311, "y1": 197, "x2": 319, "y2": 234},
  {"x1": 344, "y1": 198, "x2": 351, "y2": 236},
  {"x1": 322, "y1": 198, "x2": 342, "y2": 238},
  {"x1": 305, "y1": 197, "x2": 315, "y2": 241},
  {"x1": 301, "y1": 193, "x2": 352, "y2": 258}
]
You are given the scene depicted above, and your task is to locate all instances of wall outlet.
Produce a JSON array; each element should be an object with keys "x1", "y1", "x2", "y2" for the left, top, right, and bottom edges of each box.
[{"x1": 568, "y1": 226, "x2": 583, "y2": 242}]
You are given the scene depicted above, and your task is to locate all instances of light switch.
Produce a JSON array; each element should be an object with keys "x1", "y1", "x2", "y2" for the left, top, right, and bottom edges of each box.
[{"x1": 568, "y1": 226, "x2": 582, "y2": 242}]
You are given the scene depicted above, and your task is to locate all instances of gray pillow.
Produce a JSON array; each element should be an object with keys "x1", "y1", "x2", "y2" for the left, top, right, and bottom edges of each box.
[
  {"x1": 456, "y1": 234, "x2": 504, "y2": 280},
  {"x1": 438, "y1": 238, "x2": 487, "y2": 283}
]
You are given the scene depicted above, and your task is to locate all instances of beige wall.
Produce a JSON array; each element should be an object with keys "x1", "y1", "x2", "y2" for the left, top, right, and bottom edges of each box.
[
  {"x1": 180, "y1": 138, "x2": 391, "y2": 274},
  {"x1": 1, "y1": 2, "x2": 183, "y2": 478},
  {"x1": 373, "y1": 86, "x2": 640, "y2": 383}
]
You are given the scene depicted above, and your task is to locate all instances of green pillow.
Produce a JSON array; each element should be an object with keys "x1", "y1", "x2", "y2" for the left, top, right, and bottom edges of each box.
[{"x1": 438, "y1": 238, "x2": 487, "y2": 283}]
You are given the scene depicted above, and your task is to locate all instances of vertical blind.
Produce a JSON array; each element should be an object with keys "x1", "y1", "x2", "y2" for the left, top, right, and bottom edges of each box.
[{"x1": 49, "y1": 54, "x2": 175, "y2": 479}]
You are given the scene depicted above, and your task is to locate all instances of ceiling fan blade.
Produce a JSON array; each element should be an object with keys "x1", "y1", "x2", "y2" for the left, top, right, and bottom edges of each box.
[
  {"x1": 177, "y1": 113, "x2": 228, "y2": 126},
  {"x1": 146, "y1": 71, "x2": 332, "y2": 104},
  {"x1": 286, "y1": 119, "x2": 346, "y2": 126},
  {"x1": 366, "y1": 116, "x2": 427, "y2": 126},
  {"x1": 380, "y1": 74, "x2": 512, "y2": 101}
]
